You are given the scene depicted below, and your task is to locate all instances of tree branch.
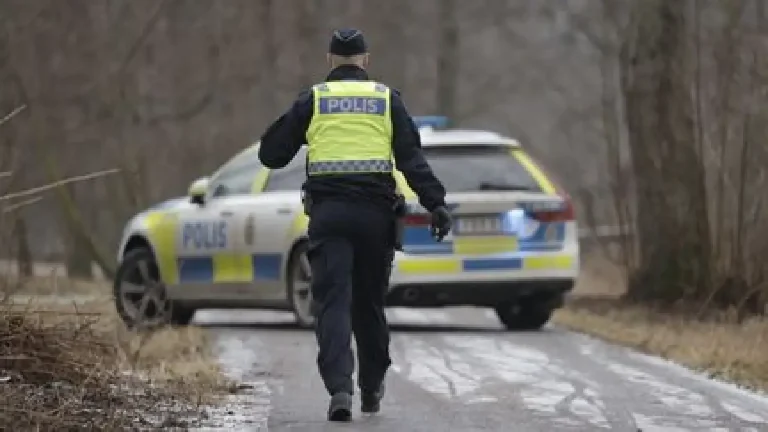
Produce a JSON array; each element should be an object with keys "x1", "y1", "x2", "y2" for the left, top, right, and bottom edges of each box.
[
  {"x1": 0, "y1": 105, "x2": 27, "y2": 127},
  {"x1": 1, "y1": 196, "x2": 43, "y2": 214},
  {"x1": 0, "y1": 169, "x2": 120, "y2": 203}
]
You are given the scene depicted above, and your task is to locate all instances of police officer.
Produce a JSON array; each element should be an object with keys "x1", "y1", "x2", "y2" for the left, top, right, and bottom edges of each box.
[{"x1": 258, "y1": 28, "x2": 452, "y2": 422}]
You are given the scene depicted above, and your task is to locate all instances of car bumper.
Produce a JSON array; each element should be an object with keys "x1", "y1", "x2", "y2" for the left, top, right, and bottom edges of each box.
[{"x1": 387, "y1": 250, "x2": 578, "y2": 307}]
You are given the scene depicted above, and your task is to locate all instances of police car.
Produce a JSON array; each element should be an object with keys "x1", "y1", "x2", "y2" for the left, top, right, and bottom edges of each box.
[{"x1": 114, "y1": 116, "x2": 579, "y2": 330}]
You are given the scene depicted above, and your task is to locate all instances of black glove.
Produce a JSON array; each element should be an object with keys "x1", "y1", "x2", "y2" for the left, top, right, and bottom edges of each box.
[{"x1": 430, "y1": 205, "x2": 452, "y2": 242}]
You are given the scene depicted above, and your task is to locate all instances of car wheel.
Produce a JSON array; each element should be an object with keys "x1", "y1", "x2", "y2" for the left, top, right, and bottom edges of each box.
[
  {"x1": 287, "y1": 241, "x2": 314, "y2": 328},
  {"x1": 114, "y1": 247, "x2": 195, "y2": 329},
  {"x1": 494, "y1": 301, "x2": 553, "y2": 331}
]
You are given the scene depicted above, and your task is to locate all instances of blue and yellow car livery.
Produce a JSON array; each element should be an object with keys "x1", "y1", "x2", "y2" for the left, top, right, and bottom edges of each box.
[{"x1": 116, "y1": 121, "x2": 578, "y2": 326}]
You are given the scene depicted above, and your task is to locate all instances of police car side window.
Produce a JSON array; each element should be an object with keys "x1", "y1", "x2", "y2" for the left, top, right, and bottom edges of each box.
[
  {"x1": 263, "y1": 148, "x2": 307, "y2": 192},
  {"x1": 210, "y1": 166, "x2": 259, "y2": 197},
  {"x1": 208, "y1": 148, "x2": 264, "y2": 198}
]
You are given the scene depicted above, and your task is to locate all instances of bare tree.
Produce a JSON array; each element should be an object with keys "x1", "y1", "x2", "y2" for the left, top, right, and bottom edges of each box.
[
  {"x1": 11, "y1": 0, "x2": 768, "y2": 315},
  {"x1": 435, "y1": 0, "x2": 459, "y2": 121},
  {"x1": 259, "y1": 0, "x2": 278, "y2": 115}
]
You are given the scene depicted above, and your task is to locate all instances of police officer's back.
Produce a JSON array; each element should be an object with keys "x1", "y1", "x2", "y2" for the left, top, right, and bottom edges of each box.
[{"x1": 258, "y1": 28, "x2": 452, "y2": 422}]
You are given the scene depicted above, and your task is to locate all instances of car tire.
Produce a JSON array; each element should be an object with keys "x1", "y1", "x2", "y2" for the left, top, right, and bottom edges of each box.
[
  {"x1": 287, "y1": 241, "x2": 314, "y2": 329},
  {"x1": 114, "y1": 247, "x2": 195, "y2": 329},
  {"x1": 168, "y1": 304, "x2": 197, "y2": 326},
  {"x1": 494, "y1": 301, "x2": 553, "y2": 331}
]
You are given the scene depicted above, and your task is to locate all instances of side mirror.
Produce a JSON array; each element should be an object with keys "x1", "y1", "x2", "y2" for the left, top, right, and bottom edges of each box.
[{"x1": 188, "y1": 177, "x2": 210, "y2": 205}]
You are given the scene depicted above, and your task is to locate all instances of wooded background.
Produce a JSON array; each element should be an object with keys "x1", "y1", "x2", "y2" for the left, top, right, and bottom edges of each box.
[{"x1": 2, "y1": 0, "x2": 768, "y2": 312}]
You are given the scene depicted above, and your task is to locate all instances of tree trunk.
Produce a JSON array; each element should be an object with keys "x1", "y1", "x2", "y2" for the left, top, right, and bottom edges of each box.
[
  {"x1": 621, "y1": 0, "x2": 711, "y2": 303},
  {"x1": 436, "y1": 0, "x2": 459, "y2": 122},
  {"x1": 14, "y1": 216, "x2": 32, "y2": 277},
  {"x1": 64, "y1": 229, "x2": 93, "y2": 279},
  {"x1": 259, "y1": 0, "x2": 278, "y2": 116},
  {"x1": 62, "y1": 184, "x2": 93, "y2": 280},
  {"x1": 296, "y1": 0, "x2": 317, "y2": 90}
]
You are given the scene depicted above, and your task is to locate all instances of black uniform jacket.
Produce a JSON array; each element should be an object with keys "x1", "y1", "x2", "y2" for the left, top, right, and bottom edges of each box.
[{"x1": 258, "y1": 65, "x2": 446, "y2": 213}]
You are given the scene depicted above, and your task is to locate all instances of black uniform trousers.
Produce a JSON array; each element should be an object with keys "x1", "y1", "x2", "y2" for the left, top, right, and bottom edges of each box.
[{"x1": 307, "y1": 199, "x2": 394, "y2": 396}]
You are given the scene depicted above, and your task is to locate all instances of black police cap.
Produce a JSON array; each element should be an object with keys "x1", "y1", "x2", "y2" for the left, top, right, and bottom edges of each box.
[{"x1": 328, "y1": 28, "x2": 368, "y2": 57}]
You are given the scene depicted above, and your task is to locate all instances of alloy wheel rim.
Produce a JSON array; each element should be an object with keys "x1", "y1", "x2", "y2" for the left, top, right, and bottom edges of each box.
[{"x1": 118, "y1": 258, "x2": 171, "y2": 329}]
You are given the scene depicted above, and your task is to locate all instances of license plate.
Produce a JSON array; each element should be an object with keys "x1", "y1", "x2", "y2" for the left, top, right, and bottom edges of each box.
[{"x1": 455, "y1": 216, "x2": 503, "y2": 235}]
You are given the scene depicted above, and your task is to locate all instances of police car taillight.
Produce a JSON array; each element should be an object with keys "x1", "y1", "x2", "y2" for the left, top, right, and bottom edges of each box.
[
  {"x1": 528, "y1": 195, "x2": 575, "y2": 222},
  {"x1": 403, "y1": 214, "x2": 431, "y2": 226},
  {"x1": 521, "y1": 152, "x2": 574, "y2": 222}
]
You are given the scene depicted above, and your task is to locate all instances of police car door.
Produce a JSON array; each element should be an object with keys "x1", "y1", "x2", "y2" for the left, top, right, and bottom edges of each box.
[
  {"x1": 240, "y1": 150, "x2": 308, "y2": 300},
  {"x1": 173, "y1": 164, "x2": 254, "y2": 298},
  {"x1": 175, "y1": 202, "x2": 239, "y2": 287}
]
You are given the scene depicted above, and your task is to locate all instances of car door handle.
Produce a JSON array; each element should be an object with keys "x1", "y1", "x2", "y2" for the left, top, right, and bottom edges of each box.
[
  {"x1": 277, "y1": 208, "x2": 293, "y2": 215},
  {"x1": 220, "y1": 211, "x2": 234, "y2": 217}
]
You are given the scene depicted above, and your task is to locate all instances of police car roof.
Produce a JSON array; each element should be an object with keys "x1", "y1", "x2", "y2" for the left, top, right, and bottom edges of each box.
[
  {"x1": 419, "y1": 128, "x2": 521, "y2": 148},
  {"x1": 244, "y1": 129, "x2": 520, "y2": 154}
]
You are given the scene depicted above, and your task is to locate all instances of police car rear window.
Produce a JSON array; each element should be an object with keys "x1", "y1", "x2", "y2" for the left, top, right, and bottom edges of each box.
[
  {"x1": 262, "y1": 146, "x2": 544, "y2": 193},
  {"x1": 422, "y1": 145, "x2": 542, "y2": 193}
]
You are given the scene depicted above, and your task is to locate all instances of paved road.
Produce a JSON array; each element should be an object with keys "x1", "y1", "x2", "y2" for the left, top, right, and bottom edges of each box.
[{"x1": 193, "y1": 308, "x2": 768, "y2": 432}]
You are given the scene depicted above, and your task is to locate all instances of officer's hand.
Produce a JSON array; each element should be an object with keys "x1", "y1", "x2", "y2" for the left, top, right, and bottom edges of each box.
[{"x1": 430, "y1": 206, "x2": 453, "y2": 242}]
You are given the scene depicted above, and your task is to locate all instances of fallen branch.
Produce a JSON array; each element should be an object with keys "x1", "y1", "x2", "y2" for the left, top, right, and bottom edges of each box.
[
  {"x1": 0, "y1": 172, "x2": 11, "y2": 178},
  {"x1": 0, "y1": 168, "x2": 120, "y2": 203}
]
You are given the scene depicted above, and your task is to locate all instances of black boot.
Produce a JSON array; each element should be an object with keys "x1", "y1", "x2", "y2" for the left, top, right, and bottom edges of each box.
[
  {"x1": 361, "y1": 382, "x2": 385, "y2": 414},
  {"x1": 328, "y1": 392, "x2": 353, "y2": 422}
]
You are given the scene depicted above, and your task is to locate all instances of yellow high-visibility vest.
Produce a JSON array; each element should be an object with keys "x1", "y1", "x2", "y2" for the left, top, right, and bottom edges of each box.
[{"x1": 306, "y1": 81, "x2": 393, "y2": 175}]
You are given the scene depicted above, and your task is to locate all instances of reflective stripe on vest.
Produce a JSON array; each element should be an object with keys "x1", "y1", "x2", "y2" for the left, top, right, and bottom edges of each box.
[
  {"x1": 306, "y1": 81, "x2": 393, "y2": 176},
  {"x1": 307, "y1": 159, "x2": 393, "y2": 175}
]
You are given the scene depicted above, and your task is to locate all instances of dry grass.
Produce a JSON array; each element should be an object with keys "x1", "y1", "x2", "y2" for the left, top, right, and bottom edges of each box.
[
  {"x1": 559, "y1": 251, "x2": 768, "y2": 391},
  {"x1": 573, "y1": 249, "x2": 627, "y2": 297},
  {"x1": 0, "y1": 268, "x2": 108, "y2": 296},
  {"x1": 0, "y1": 278, "x2": 228, "y2": 431},
  {"x1": 555, "y1": 300, "x2": 768, "y2": 390}
]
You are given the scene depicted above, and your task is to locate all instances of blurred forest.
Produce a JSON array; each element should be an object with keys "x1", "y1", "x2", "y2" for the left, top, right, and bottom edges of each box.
[{"x1": 2, "y1": 0, "x2": 768, "y2": 313}]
